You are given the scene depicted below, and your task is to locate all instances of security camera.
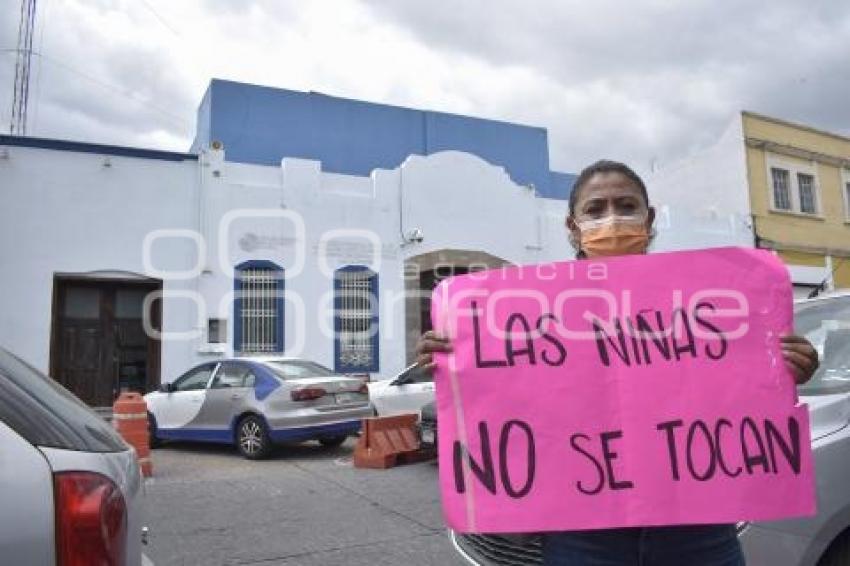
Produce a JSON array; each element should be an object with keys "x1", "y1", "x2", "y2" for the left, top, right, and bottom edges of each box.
[{"x1": 407, "y1": 228, "x2": 424, "y2": 243}]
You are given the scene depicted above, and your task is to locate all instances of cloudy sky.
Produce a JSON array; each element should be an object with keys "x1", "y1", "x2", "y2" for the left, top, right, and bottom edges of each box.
[{"x1": 1, "y1": 0, "x2": 848, "y2": 174}]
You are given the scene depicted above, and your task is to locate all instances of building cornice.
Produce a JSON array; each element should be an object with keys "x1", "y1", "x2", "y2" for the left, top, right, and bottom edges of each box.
[
  {"x1": 745, "y1": 137, "x2": 850, "y2": 169},
  {"x1": 757, "y1": 238, "x2": 850, "y2": 259},
  {"x1": 743, "y1": 111, "x2": 850, "y2": 145}
]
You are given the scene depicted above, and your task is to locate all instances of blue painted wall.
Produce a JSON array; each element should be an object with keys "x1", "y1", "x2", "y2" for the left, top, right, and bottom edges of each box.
[{"x1": 191, "y1": 79, "x2": 575, "y2": 199}]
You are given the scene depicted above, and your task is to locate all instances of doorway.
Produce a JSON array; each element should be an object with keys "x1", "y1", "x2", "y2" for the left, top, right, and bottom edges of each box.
[
  {"x1": 50, "y1": 276, "x2": 162, "y2": 407},
  {"x1": 404, "y1": 250, "x2": 510, "y2": 364}
]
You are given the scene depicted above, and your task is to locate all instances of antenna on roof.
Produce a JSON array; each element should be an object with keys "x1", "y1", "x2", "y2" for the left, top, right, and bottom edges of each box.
[{"x1": 9, "y1": 0, "x2": 37, "y2": 135}]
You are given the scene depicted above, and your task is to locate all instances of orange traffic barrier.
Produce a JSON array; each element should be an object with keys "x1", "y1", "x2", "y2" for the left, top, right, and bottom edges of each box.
[
  {"x1": 353, "y1": 413, "x2": 434, "y2": 469},
  {"x1": 112, "y1": 391, "x2": 152, "y2": 477}
]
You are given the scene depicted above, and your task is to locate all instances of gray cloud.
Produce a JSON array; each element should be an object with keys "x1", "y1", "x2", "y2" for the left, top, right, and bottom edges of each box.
[
  {"x1": 365, "y1": 0, "x2": 850, "y2": 171},
  {"x1": 0, "y1": 0, "x2": 197, "y2": 147},
  {"x1": 1, "y1": 0, "x2": 848, "y2": 174}
]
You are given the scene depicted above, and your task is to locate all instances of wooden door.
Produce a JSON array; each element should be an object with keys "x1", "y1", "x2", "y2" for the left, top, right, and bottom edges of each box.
[
  {"x1": 51, "y1": 279, "x2": 162, "y2": 407},
  {"x1": 54, "y1": 285, "x2": 113, "y2": 406}
]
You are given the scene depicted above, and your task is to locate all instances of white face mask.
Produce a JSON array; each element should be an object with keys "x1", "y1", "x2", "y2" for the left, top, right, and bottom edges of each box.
[{"x1": 576, "y1": 214, "x2": 646, "y2": 232}]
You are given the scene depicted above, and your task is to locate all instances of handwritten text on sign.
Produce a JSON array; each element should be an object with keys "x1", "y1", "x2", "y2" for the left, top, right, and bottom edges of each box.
[{"x1": 431, "y1": 247, "x2": 815, "y2": 533}]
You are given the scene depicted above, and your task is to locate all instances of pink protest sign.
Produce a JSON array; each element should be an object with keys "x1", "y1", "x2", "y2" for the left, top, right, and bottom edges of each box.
[{"x1": 431, "y1": 247, "x2": 815, "y2": 533}]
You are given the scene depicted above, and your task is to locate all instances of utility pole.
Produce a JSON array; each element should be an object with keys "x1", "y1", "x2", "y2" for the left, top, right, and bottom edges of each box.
[{"x1": 10, "y1": 0, "x2": 37, "y2": 135}]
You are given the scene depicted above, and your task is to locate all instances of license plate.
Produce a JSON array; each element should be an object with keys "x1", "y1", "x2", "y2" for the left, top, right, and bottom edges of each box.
[
  {"x1": 421, "y1": 428, "x2": 435, "y2": 445},
  {"x1": 335, "y1": 392, "x2": 356, "y2": 404}
]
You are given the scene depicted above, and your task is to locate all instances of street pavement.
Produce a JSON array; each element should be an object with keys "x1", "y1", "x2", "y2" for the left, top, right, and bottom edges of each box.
[{"x1": 143, "y1": 438, "x2": 467, "y2": 566}]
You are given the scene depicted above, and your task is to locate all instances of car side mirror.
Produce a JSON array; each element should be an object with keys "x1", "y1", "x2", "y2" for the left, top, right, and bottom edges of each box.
[{"x1": 159, "y1": 382, "x2": 173, "y2": 393}]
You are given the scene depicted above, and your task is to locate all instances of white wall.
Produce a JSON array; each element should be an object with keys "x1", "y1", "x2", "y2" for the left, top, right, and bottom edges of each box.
[
  {"x1": 20, "y1": 134, "x2": 774, "y2": 387},
  {"x1": 0, "y1": 145, "x2": 200, "y2": 379},
  {"x1": 1, "y1": 141, "x2": 575, "y2": 385},
  {"x1": 646, "y1": 115, "x2": 755, "y2": 252},
  {"x1": 199, "y1": 149, "x2": 574, "y2": 381}
]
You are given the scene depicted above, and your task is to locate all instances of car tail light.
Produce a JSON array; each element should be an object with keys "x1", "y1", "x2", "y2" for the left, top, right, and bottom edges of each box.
[
  {"x1": 55, "y1": 471, "x2": 127, "y2": 566},
  {"x1": 358, "y1": 383, "x2": 369, "y2": 395},
  {"x1": 290, "y1": 387, "x2": 327, "y2": 401}
]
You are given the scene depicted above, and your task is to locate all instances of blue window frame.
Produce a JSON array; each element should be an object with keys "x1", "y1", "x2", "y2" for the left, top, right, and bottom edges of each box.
[
  {"x1": 334, "y1": 266, "x2": 379, "y2": 373},
  {"x1": 233, "y1": 260, "x2": 284, "y2": 353}
]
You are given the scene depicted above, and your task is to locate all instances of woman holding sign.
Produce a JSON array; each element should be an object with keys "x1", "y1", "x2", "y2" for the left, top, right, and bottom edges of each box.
[{"x1": 416, "y1": 160, "x2": 819, "y2": 566}]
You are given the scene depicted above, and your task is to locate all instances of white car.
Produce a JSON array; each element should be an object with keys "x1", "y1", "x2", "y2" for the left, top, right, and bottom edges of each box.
[{"x1": 368, "y1": 364, "x2": 435, "y2": 417}]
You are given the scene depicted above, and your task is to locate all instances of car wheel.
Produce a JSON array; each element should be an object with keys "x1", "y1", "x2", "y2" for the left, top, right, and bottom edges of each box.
[
  {"x1": 318, "y1": 435, "x2": 347, "y2": 448},
  {"x1": 148, "y1": 413, "x2": 162, "y2": 448},
  {"x1": 820, "y1": 530, "x2": 850, "y2": 566},
  {"x1": 237, "y1": 415, "x2": 272, "y2": 460}
]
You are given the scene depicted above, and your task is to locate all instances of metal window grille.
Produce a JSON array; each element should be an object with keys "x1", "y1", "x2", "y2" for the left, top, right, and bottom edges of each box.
[
  {"x1": 337, "y1": 270, "x2": 376, "y2": 370},
  {"x1": 771, "y1": 168, "x2": 791, "y2": 210},
  {"x1": 797, "y1": 173, "x2": 816, "y2": 214},
  {"x1": 238, "y1": 268, "x2": 280, "y2": 353}
]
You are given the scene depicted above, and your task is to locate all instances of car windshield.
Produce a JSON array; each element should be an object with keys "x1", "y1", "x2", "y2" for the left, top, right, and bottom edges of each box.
[
  {"x1": 795, "y1": 296, "x2": 850, "y2": 396},
  {"x1": 263, "y1": 360, "x2": 337, "y2": 380}
]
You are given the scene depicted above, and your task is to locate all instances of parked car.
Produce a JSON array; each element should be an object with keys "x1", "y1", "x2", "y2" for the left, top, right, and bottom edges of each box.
[
  {"x1": 145, "y1": 357, "x2": 374, "y2": 459},
  {"x1": 450, "y1": 291, "x2": 850, "y2": 566},
  {"x1": 369, "y1": 363, "x2": 435, "y2": 417},
  {"x1": 0, "y1": 346, "x2": 145, "y2": 566}
]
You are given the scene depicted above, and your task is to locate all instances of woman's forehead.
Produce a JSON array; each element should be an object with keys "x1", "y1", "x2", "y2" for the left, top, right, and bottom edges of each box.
[{"x1": 575, "y1": 172, "x2": 644, "y2": 203}]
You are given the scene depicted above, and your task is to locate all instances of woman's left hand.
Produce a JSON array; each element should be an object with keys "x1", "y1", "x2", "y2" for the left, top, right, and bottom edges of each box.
[{"x1": 781, "y1": 335, "x2": 819, "y2": 385}]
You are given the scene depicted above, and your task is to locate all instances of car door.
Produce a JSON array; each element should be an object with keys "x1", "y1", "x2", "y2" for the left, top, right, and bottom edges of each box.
[
  {"x1": 198, "y1": 362, "x2": 257, "y2": 433},
  {"x1": 386, "y1": 365, "x2": 435, "y2": 415},
  {"x1": 156, "y1": 363, "x2": 218, "y2": 432}
]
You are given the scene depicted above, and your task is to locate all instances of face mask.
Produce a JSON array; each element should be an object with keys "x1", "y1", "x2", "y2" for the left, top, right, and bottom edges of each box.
[{"x1": 577, "y1": 215, "x2": 649, "y2": 257}]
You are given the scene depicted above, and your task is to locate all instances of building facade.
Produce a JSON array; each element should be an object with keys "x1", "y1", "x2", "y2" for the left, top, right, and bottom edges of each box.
[
  {"x1": 742, "y1": 111, "x2": 850, "y2": 295},
  {"x1": 0, "y1": 80, "x2": 584, "y2": 407},
  {"x1": 1, "y1": 80, "x2": 776, "y2": 407},
  {"x1": 648, "y1": 111, "x2": 850, "y2": 297}
]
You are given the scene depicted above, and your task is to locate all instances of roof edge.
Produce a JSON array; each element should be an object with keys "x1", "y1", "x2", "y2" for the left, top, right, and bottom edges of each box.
[
  {"x1": 208, "y1": 78, "x2": 549, "y2": 134},
  {"x1": 0, "y1": 135, "x2": 198, "y2": 162},
  {"x1": 742, "y1": 111, "x2": 850, "y2": 145}
]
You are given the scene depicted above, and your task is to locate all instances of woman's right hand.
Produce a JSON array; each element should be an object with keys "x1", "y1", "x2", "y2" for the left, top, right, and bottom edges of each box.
[{"x1": 415, "y1": 330, "x2": 453, "y2": 372}]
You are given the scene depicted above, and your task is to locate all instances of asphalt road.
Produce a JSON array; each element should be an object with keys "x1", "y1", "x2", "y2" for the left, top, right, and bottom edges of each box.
[{"x1": 143, "y1": 439, "x2": 467, "y2": 566}]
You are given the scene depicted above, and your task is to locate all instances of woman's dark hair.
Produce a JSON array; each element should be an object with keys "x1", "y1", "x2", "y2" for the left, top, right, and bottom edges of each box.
[
  {"x1": 568, "y1": 159, "x2": 650, "y2": 216},
  {"x1": 568, "y1": 160, "x2": 652, "y2": 259}
]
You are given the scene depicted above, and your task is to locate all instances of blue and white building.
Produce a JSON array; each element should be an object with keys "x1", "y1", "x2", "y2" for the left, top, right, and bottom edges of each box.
[{"x1": 0, "y1": 79, "x2": 589, "y2": 407}]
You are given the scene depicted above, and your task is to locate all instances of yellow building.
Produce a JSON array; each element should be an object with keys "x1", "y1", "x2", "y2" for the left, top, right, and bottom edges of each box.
[{"x1": 743, "y1": 111, "x2": 850, "y2": 295}]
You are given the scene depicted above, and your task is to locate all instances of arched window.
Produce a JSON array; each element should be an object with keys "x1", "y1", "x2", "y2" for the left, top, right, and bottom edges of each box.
[
  {"x1": 334, "y1": 266, "x2": 378, "y2": 373},
  {"x1": 234, "y1": 260, "x2": 284, "y2": 353}
]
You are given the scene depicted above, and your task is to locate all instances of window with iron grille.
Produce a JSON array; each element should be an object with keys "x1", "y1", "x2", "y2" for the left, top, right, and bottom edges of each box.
[
  {"x1": 797, "y1": 173, "x2": 817, "y2": 214},
  {"x1": 234, "y1": 261, "x2": 284, "y2": 353},
  {"x1": 334, "y1": 266, "x2": 378, "y2": 373},
  {"x1": 771, "y1": 167, "x2": 791, "y2": 210}
]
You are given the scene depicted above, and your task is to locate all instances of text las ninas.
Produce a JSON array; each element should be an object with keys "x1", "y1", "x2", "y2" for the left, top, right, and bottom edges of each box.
[{"x1": 471, "y1": 300, "x2": 730, "y2": 369}]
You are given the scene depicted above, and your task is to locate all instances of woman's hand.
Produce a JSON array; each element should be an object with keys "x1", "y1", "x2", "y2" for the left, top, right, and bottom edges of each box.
[
  {"x1": 416, "y1": 330, "x2": 452, "y2": 372},
  {"x1": 781, "y1": 335, "x2": 819, "y2": 385}
]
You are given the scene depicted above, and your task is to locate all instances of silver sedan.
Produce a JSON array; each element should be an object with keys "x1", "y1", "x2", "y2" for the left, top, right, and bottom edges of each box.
[
  {"x1": 0, "y1": 347, "x2": 145, "y2": 566},
  {"x1": 144, "y1": 357, "x2": 374, "y2": 459}
]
